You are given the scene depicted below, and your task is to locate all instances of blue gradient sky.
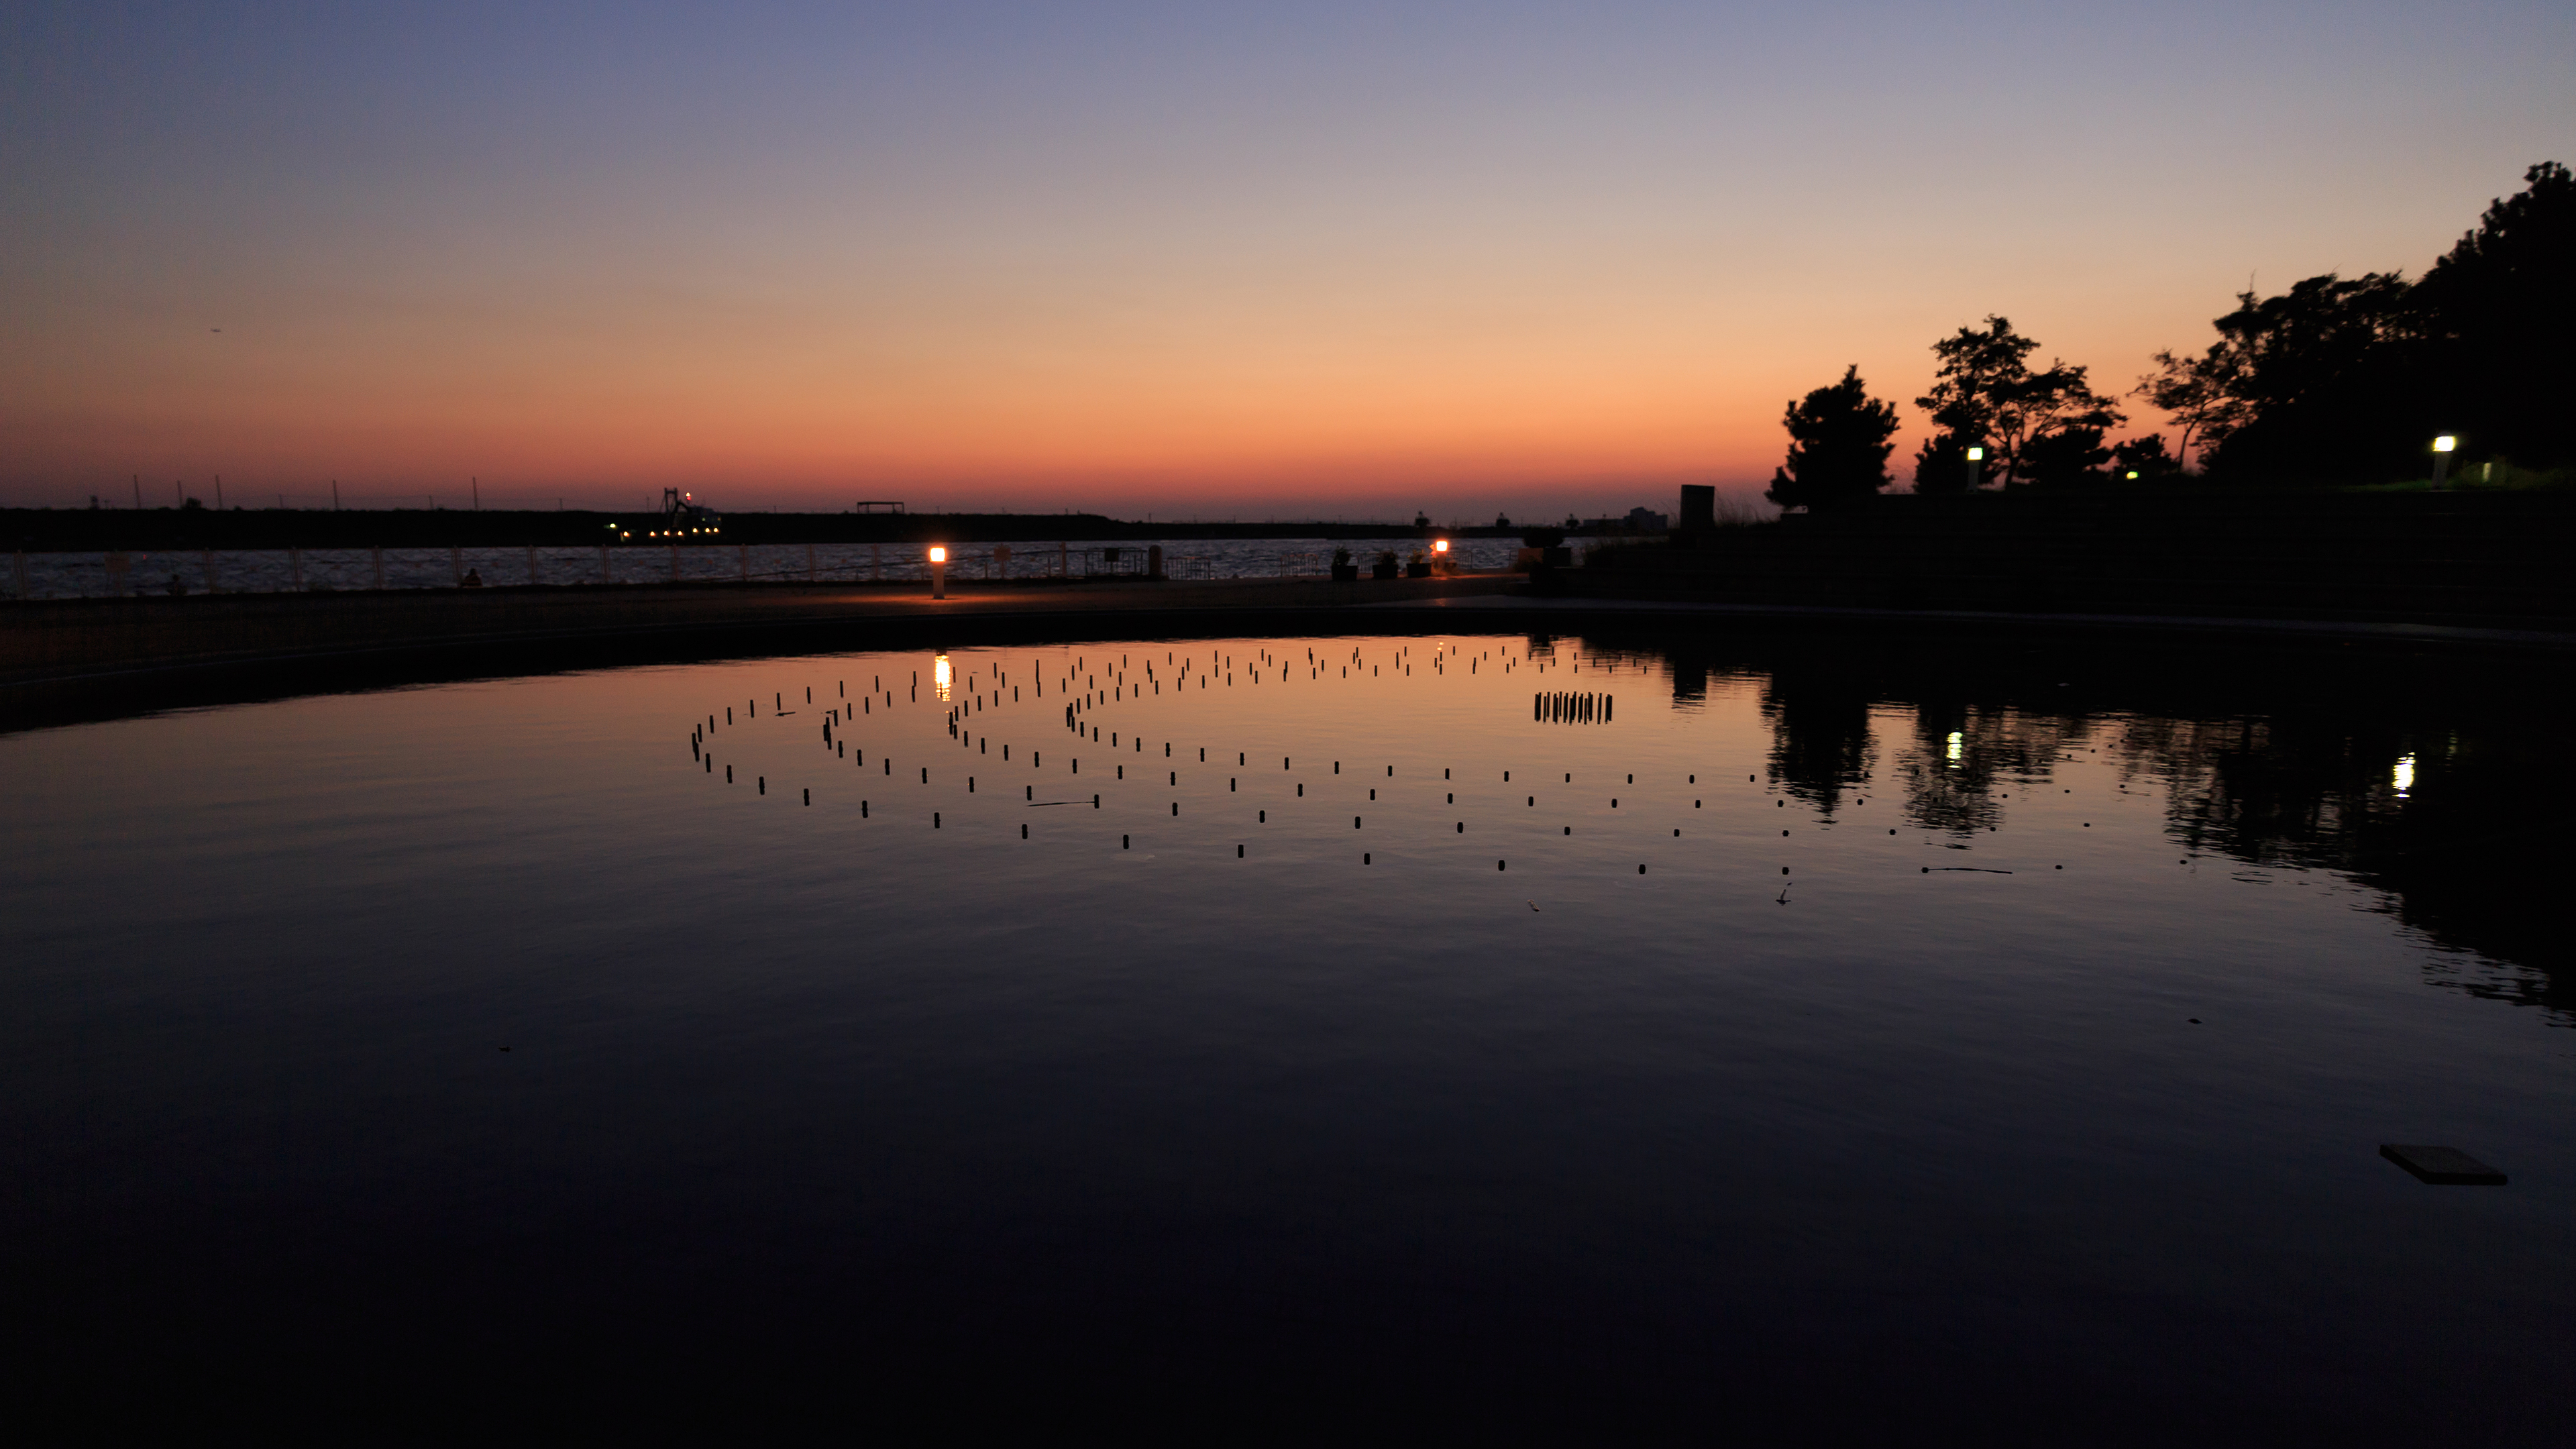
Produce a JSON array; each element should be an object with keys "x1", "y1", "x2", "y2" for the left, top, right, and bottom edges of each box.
[{"x1": 4, "y1": 1, "x2": 2569, "y2": 517}]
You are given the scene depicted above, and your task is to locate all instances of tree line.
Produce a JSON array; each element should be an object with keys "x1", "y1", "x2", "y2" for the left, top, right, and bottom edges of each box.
[{"x1": 1766, "y1": 161, "x2": 2572, "y2": 509}]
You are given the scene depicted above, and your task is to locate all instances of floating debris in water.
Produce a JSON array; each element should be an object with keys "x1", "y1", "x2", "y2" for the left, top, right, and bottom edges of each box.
[{"x1": 2379, "y1": 1144, "x2": 2506, "y2": 1185}]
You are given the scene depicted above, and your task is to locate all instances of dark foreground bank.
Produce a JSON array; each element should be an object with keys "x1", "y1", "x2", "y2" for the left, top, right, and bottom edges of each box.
[
  {"x1": 1577, "y1": 488, "x2": 2576, "y2": 625},
  {"x1": 13, "y1": 562, "x2": 2576, "y2": 737}
]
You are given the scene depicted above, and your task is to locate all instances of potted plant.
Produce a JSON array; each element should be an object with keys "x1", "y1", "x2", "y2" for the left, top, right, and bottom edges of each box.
[
  {"x1": 1404, "y1": 549, "x2": 1430, "y2": 578},
  {"x1": 1330, "y1": 546, "x2": 1359, "y2": 582},
  {"x1": 1370, "y1": 549, "x2": 1400, "y2": 580}
]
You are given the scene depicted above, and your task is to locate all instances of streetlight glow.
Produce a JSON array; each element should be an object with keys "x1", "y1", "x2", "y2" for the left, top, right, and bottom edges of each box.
[
  {"x1": 2433, "y1": 436, "x2": 2457, "y2": 453},
  {"x1": 1966, "y1": 447, "x2": 1984, "y2": 462}
]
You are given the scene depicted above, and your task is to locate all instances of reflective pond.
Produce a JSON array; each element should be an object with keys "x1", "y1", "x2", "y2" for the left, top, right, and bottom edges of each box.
[{"x1": 4, "y1": 628, "x2": 2567, "y2": 1438}]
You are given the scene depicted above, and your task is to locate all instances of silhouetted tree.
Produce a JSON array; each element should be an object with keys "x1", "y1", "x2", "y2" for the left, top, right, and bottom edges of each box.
[
  {"x1": 1909, "y1": 431, "x2": 1986, "y2": 496},
  {"x1": 2194, "y1": 271, "x2": 2418, "y2": 482},
  {"x1": 2109, "y1": 435, "x2": 2180, "y2": 479},
  {"x1": 1765, "y1": 365, "x2": 1900, "y2": 511},
  {"x1": 2139, "y1": 165, "x2": 2572, "y2": 481},
  {"x1": 2131, "y1": 343, "x2": 2248, "y2": 470},
  {"x1": 1911, "y1": 316, "x2": 2123, "y2": 488},
  {"x1": 1911, "y1": 316, "x2": 2031, "y2": 491},
  {"x1": 2017, "y1": 423, "x2": 2112, "y2": 488},
  {"x1": 2411, "y1": 160, "x2": 2576, "y2": 468}
]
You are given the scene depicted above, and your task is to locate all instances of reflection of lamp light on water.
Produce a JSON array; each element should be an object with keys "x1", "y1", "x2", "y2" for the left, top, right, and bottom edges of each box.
[
  {"x1": 1945, "y1": 731, "x2": 1964, "y2": 763},
  {"x1": 2393, "y1": 753, "x2": 2415, "y2": 798},
  {"x1": 933, "y1": 653, "x2": 953, "y2": 701},
  {"x1": 928, "y1": 544, "x2": 948, "y2": 598}
]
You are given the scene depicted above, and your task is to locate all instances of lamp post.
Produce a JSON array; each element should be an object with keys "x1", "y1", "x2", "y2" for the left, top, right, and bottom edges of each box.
[
  {"x1": 928, "y1": 545, "x2": 948, "y2": 598},
  {"x1": 1965, "y1": 445, "x2": 1985, "y2": 492},
  {"x1": 2431, "y1": 435, "x2": 2457, "y2": 490}
]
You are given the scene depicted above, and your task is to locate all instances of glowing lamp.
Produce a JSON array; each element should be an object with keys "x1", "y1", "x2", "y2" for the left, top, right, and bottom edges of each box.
[
  {"x1": 928, "y1": 544, "x2": 949, "y2": 598},
  {"x1": 2433, "y1": 436, "x2": 2457, "y2": 453},
  {"x1": 928, "y1": 545, "x2": 948, "y2": 564},
  {"x1": 2126, "y1": 470, "x2": 2140, "y2": 480},
  {"x1": 1433, "y1": 539, "x2": 1449, "y2": 553},
  {"x1": 1966, "y1": 446, "x2": 1985, "y2": 462}
]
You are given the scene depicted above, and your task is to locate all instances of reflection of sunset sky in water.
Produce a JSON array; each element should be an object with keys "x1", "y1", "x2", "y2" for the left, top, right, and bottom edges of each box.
[{"x1": 3, "y1": 629, "x2": 2568, "y2": 1434}]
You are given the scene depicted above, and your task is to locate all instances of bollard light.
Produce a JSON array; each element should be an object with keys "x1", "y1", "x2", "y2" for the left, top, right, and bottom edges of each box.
[
  {"x1": 928, "y1": 544, "x2": 948, "y2": 598},
  {"x1": 1964, "y1": 444, "x2": 1985, "y2": 491},
  {"x1": 2431, "y1": 435, "x2": 2456, "y2": 490}
]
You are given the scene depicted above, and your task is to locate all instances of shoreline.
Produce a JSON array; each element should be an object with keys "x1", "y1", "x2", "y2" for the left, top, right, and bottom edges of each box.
[{"x1": 9, "y1": 571, "x2": 2573, "y2": 734}]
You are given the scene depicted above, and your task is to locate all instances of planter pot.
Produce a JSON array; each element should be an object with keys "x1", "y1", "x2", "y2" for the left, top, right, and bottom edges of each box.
[
  {"x1": 1330, "y1": 564, "x2": 1360, "y2": 582},
  {"x1": 1370, "y1": 563, "x2": 1399, "y2": 580},
  {"x1": 1405, "y1": 561, "x2": 1430, "y2": 578}
]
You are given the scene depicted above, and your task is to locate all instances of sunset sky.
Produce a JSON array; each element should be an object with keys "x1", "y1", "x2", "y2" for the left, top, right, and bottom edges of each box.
[{"x1": 5, "y1": 1, "x2": 2569, "y2": 518}]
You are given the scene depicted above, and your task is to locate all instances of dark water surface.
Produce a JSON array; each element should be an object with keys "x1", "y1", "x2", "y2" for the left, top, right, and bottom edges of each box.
[{"x1": 4, "y1": 630, "x2": 2568, "y2": 1440}]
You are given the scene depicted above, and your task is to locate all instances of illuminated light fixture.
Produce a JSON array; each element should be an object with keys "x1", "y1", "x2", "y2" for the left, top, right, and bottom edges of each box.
[
  {"x1": 2126, "y1": 470, "x2": 2141, "y2": 480},
  {"x1": 2431, "y1": 435, "x2": 2457, "y2": 489},
  {"x1": 2433, "y1": 435, "x2": 2457, "y2": 453},
  {"x1": 1433, "y1": 539, "x2": 1449, "y2": 553},
  {"x1": 1966, "y1": 446, "x2": 1985, "y2": 461},
  {"x1": 2393, "y1": 753, "x2": 2415, "y2": 798},
  {"x1": 928, "y1": 545, "x2": 949, "y2": 598}
]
